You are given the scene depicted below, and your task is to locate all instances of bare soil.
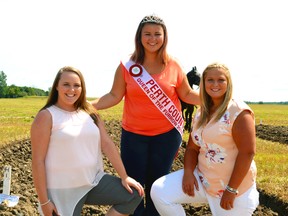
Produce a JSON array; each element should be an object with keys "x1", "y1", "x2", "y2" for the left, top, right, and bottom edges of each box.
[{"x1": 0, "y1": 121, "x2": 287, "y2": 215}]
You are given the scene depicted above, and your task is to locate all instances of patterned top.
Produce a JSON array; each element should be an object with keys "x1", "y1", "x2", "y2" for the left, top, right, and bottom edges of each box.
[
  {"x1": 121, "y1": 57, "x2": 185, "y2": 136},
  {"x1": 192, "y1": 99, "x2": 257, "y2": 197},
  {"x1": 41, "y1": 105, "x2": 106, "y2": 216}
]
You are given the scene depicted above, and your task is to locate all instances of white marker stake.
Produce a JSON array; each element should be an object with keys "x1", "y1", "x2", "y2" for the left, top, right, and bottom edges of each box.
[{"x1": 3, "y1": 165, "x2": 12, "y2": 195}]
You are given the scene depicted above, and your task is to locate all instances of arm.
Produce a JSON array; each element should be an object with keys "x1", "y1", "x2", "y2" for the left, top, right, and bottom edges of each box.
[
  {"x1": 220, "y1": 110, "x2": 256, "y2": 210},
  {"x1": 182, "y1": 133, "x2": 200, "y2": 196},
  {"x1": 97, "y1": 119, "x2": 144, "y2": 196},
  {"x1": 31, "y1": 110, "x2": 58, "y2": 215},
  {"x1": 176, "y1": 75, "x2": 200, "y2": 105},
  {"x1": 91, "y1": 64, "x2": 126, "y2": 110}
]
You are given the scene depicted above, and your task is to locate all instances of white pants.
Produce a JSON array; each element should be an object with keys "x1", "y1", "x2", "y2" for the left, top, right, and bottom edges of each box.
[{"x1": 151, "y1": 169, "x2": 259, "y2": 216}]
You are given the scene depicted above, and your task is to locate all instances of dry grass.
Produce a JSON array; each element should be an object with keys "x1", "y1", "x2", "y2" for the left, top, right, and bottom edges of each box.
[{"x1": 255, "y1": 138, "x2": 288, "y2": 202}]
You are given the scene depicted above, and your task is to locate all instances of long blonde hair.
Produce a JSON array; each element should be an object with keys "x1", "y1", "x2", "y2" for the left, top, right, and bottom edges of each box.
[{"x1": 196, "y1": 63, "x2": 233, "y2": 129}]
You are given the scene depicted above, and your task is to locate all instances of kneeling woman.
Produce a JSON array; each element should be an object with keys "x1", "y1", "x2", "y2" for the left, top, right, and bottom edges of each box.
[
  {"x1": 151, "y1": 63, "x2": 259, "y2": 216},
  {"x1": 31, "y1": 66, "x2": 144, "y2": 216}
]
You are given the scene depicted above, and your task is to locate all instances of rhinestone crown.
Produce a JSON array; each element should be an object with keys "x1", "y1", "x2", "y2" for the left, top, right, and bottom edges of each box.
[{"x1": 140, "y1": 15, "x2": 165, "y2": 25}]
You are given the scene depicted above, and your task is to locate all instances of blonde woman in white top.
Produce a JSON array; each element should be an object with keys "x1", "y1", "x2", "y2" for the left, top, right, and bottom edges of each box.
[{"x1": 31, "y1": 66, "x2": 144, "y2": 216}]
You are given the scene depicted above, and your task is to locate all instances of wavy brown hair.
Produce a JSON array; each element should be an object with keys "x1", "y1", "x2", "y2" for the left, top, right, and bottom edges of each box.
[{"x1": 130, "y1": 14, "x2": 169, "y2": 65}]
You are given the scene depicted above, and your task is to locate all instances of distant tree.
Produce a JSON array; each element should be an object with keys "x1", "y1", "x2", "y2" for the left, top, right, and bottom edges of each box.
[
  {"x1": 0, "y1": 71, "x2": 8, "y2": 97},
  {"x1": 21, "y1": 86, "x2": 35, "y2": 95},
  {"x1": 6, "y1": 84, "x2": 21, "y2": 98},
  {"x1": 17, "y1": 86, "x2": 48, "y2": 97},
  {"x1": 0, "y1": 71, "x2": 49, "y2": 98},
  {"x1": 31, "y1": 87, "x2": 48, "y2": 96}
]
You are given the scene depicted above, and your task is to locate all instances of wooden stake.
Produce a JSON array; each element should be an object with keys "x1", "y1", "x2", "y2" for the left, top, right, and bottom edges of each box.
[{"x1": 3, "y1": 165, "x2": 12, "y2": 195}]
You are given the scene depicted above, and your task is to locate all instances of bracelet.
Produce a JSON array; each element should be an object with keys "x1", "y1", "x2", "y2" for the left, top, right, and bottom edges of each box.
[
  {"x1": 226, "y1": 185, "x2": 239, "y2": 195},
  {"x1": 40, "y1": 199, "x2": 51, "y2": 206}
]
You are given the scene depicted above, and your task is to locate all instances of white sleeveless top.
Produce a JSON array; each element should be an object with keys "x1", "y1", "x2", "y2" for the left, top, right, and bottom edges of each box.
[{"x1": 39, "y1": 105, "x2": 106, "y2": 216}]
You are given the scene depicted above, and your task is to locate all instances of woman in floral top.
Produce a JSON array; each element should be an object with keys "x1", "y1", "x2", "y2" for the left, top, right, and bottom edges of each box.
[{"x1": 151, "y1": 63, "x2": 259, "y2": 216}]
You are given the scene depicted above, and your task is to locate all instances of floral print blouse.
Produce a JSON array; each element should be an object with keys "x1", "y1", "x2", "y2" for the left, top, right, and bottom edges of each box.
[{"x1": 192, "y1": 99, "x2": 257, "y2": 197}]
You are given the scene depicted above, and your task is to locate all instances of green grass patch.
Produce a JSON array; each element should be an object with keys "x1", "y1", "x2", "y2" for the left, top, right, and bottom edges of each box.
[
  {"x1": 249, "y1": 104, "x2": 288, "y2": 126},
  {"x1": 0, "y1": 97, "x2": 47, "y2": 145},
  {"x1": 97, "y1": 101, "x2": 124, "y2": 121}
]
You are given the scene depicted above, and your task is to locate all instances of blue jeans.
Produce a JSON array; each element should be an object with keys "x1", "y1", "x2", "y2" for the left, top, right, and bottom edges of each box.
[{"x1": 121, "y1": 128, "x2": 182, "y2": 216}]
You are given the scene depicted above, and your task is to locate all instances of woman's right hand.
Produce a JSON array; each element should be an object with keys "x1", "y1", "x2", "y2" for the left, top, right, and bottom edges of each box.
[{"x1": 182, "y1": 171, "x2": 199, "y2": 196}]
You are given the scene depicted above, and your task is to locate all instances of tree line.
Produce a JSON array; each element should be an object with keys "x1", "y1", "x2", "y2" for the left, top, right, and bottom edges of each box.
[
  {"x1": 1, "y1": 70, "x2": 287, "y2": 104},
  {"x1": 0, "y1": 71, "x2": 48, "y2": 98}
]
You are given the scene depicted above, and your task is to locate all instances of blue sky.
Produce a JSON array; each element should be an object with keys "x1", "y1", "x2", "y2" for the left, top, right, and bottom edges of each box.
[{"x1": 0, "y1": 0, "x2": 287, "y2": 102}]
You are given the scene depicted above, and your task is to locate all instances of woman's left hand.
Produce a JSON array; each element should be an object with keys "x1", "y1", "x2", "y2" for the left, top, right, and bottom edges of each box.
[{"x1": 122, "y1": 177, "x2": 144, "y2": 197}]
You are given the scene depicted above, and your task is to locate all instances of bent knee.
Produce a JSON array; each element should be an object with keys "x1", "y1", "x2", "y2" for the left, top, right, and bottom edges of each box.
[
  {"x1": 151, "y1": 178, "x2": 164, "y2": 201},
  {"x1": 115, "y1": 189, "x2": 143, "y2": 215},
  {"x1": 131, "y1": 188, "x2": 143, "y2": 204}
]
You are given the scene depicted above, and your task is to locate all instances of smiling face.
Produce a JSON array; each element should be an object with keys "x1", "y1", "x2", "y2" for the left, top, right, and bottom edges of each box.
[
  {"x1": 141, "y1": 23, "x2": 164, "y2": 54},
  {"x1": 204, "y1": 68, "x2": 228, "y2": 102},
  {"x1": 56, "y1": 71, "x2": 82, "y2": 111}
]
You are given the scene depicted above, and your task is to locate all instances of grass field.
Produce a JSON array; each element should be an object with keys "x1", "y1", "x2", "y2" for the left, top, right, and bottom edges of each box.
[
  {"x1": 251, "y1": 103, "x2": 288, "y2": 126},
  {"x1": 0, "y1": 97, "x2": 288, "y2": 203},
  {"x1": 0, "y1": 97, "x2": 124, "y2": 145}
]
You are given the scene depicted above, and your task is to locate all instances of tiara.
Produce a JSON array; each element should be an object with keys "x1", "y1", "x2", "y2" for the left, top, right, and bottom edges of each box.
[{"x1": 140, "y1": 15, "x2": 165, "y2": 25}]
